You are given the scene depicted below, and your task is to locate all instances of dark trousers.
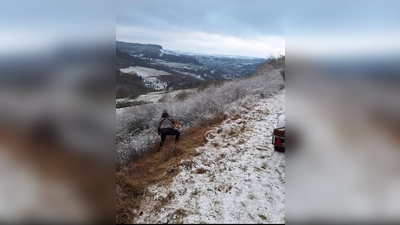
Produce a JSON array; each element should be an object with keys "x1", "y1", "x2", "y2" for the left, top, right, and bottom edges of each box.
[{"x1": 159, "y1": 128, "x2": 180, "y2": 149}]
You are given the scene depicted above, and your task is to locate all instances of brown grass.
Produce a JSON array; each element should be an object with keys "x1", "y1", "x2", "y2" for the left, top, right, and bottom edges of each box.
[
  {"x1": 231, "y1": 113, "x2": 241, "y2": 121},
  {"x1": 158, "y1": 94, "x2": 170, "y2": 102},
  {"x1": 174, "y1": 91, "x2": 190, "y2": 101},
  {"x1": 194, "y1": 167, "x2": 208, "y2": 174},
  {"x1": 153, "y1": 191, "x2": 175, "y2": 211},
  {"x1": 258, "y1": 214, "x2": 267, "y2": 220},
  {"x1": 240, "y1": 124, "x2": 246, "y2": 132},
  {"x1": 116, "y1": 115, "x2": 226, "y2": 224},
  {"x1": 217, "y1": 153, "x2": 226, "y2": 161},
  {"x1": 211, "y1": 141, "x2": 220, "y2": 148}
]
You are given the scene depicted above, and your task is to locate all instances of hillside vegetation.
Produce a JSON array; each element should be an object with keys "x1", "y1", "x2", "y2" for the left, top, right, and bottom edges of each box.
[
  {"x1": 116, "y1": 55, "x2": 285, "y2": 223},
  {"x1": 116, "y1": 55, "x2": 284, "y2": 167},
  {"x1": 116, "y1": 68, "x2": 154, "y2": 99}
]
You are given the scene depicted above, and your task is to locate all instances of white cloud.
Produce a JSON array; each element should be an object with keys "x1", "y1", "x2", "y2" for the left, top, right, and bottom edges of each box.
[
  {"x1": 287, "y1": 30, "x2": 400, "y2": 57},
  {"x1": 0, "y1": 25, "x2": 112, "y2": 55},
  {"x1": 116, "y1": 25, "x2": 285, "y2": 58}
]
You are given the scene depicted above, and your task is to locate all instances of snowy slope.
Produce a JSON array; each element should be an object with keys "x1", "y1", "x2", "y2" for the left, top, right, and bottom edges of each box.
[
  {"x1": 119, "y1": 66, "x2": 171, "y2": 77},
  {"x1": 136, "y1": 91, "x2": 285, "y2": 224},
  {"x1": 160, "y1": 49, "x2": 181, "y2": 56}
]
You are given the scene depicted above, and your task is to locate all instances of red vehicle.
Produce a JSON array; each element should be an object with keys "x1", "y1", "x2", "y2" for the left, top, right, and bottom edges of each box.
[{"x1": 272, "y1": 115, "x2": 285, "y2": 152}]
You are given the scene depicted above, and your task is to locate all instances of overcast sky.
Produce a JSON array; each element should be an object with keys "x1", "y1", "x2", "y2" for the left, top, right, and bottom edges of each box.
[
  {"x1": 2, "y1": 0, "x2": 399, "y2": 58},
  {"x1": 285, "y1": 0, "x2": 400, "y2": 57},
  {"x1": 0, "y1": 0, "x2": 114, "y2": 54},
  {"x1": 116, "y1": 0, "x2": 285, "y2": 58}
]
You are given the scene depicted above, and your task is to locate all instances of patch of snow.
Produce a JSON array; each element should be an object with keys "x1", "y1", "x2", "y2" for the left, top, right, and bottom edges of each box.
[
  {"x1": 153, "y1": 59, "x2": 167, "y2": 63},
  {"x1": 120, "y1": 66, "x2": 171, "y2": 78},
  {"x1": 143, "y1": 77, "x2": 168, "y2": 90},
  {"x1": 160, "y1": 49, "x2": 181, "y2": 56},
  {"x1": 171, "y1": 69, "x2": 204, "y2": 81},
  {"x1": 154, "y1": 61, "x2": 202, "y2": 70},
  {"x1": 136, "y1": 89, "x2": 197, "y2": 103},
  {"x1": 277, "y1": 114, "x2": 285, "y2": 127}
]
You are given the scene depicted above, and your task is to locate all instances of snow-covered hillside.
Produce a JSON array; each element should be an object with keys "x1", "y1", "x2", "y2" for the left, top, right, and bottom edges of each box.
[
  {"x1": 119, "y1": 66, "x2": 171, "y2": 77},
  {"x1": 135, "y1": 91, "x2": 285, "y2": 224},
  {"x1": 119, "y1": 66, "x2": 169, "y2": 90},
  {"x1": 160, "y1": 49, "x2": 181, "y2": 56}
]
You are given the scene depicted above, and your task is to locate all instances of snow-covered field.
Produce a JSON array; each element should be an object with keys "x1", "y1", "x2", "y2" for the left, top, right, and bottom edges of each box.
[
  {"x1": 154, "y1": 61, "x2": 202, "y2": 70},
  {"x1": 116, "y1": 89, "x2": 198, "y2": 111},
  {"x1": 136, "y1": 91, "x2": 285, "y2": 224},
  {"x1": 171, "y1": 69, "x2": 204, "y2": 80},
  {"x1": 120, "y1": 66, "x2": 171, "y2": 78},
  {"x1": 136, "y1": 89, "x2": 197, "y2": 103},
  {"x1": 160, "y1": 49, "x2": 181, "y2": 56}
]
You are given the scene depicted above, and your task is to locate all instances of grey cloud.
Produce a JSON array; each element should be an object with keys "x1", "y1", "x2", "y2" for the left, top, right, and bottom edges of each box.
[
  {"x1": 116, "y1": 0, "x2": 284, "y2": 38},
  {"x1": 286, "y1": 0, "x2": 400, "y2": 35}
]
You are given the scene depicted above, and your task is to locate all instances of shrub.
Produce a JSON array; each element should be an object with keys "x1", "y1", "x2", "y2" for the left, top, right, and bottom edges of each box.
[
  {"x1": 280, "y1": 69, "x2": 285, "y2": 80},
  {"x1": 116, "y1": 100, "x2": 148, "y2": 109},
  {"x1": 158, "y1": 94, "x2": 170, "y2": 102},
  {"x1": 174, "y1": 91, "x2": 190, "y2": 101}
]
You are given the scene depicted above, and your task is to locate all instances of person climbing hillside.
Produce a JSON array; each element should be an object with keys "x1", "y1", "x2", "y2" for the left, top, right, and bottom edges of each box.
[{"x1": 157, "y1": 109, "x2": 180, "y2": 151}]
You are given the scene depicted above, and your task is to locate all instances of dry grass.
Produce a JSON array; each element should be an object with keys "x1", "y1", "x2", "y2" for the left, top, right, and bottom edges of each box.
[
  {"x1": 258, "y1": 214, "x2": 267, "y2": 220},
  {"x1": 116, "y1": 115, "x2": 226, "y2": 224},
  {"x1": 180, "y1": 159, "x2": 194, "y2": 170},
  {"x1": 231, "y1": 113, "x2": 241, "y2": 121},
  {"x1": 153, "y1": 191, "x2": 175, "y2": 211},
  {"x1": 173, "y1": 208, "x2": 188, "y2": 223},
  {"x1": 217, "y1": 153, "x2": 226, "y2": 161},
  {"x1": 157, "y1": 94, "x2": 170, "y2": 102},
  {"x1": 194, "y1": 167, "x2": 208, "y2": 174},
  {"x1": 240, "y1": 123, "x2": 246, "y2": 132},
  {"x1": 211, "y1": 141, "x2": 220, "y2": 148},
  {"x1": 174, "y1": 90, "x2": 191, "y2": 101}
]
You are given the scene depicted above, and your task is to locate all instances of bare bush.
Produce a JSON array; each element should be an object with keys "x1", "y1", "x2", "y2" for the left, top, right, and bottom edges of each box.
[
  {"x1": 158, "y1": 94, "x2": 170, "y2": 102},
  {"x1": 174, "y1": 90, "x2": 190, "y2": 101}
]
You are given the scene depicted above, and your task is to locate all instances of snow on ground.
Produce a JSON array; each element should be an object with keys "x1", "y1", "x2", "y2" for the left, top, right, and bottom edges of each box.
[
  {"x1": 136, "y1": 89, "x2": 197, "y2": 103},
  {"x1": 160, "y1": 49, "x2": 181, "y2": 56},
  {"x1": 136, "y1": 91, "x2": 285, "y2": 224},
  {"x1": 119, "y1": 66, "x2": 170, "y2": 90},
  {"x1": 120, "y1": 66, "x2": 171, "y2": 78},
  {"x1": 171, "y1": 69, "x2": 205, "y2": 80},
  {"x1": 116, "y1": 89, "x2": 198, "y2": 108},
  {"x1": 154, "y1": 61, "x2": 203, "y2": 70},
  {"x1": 143, "y1": 77, "x2": 168, "y2": 90}
]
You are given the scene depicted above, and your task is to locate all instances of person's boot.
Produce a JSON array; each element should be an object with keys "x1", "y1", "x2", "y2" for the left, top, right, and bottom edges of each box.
[{"x1": 158, "y1": 141, "x2": 164, "y2": 151}]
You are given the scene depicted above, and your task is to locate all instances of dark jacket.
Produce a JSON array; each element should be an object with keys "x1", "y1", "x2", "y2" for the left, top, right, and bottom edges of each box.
[{"x1": 157, "y1": 109, "x2": 175, "y2": 132}]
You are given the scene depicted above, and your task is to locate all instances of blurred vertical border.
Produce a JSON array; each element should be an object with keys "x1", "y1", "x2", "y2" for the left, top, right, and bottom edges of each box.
[
  {"x1": 0, "y1": 0, "x2": 115, "y2": 223},
  {"x1": 286, "y1": 0, "x2": 400, "y2": 223}
]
